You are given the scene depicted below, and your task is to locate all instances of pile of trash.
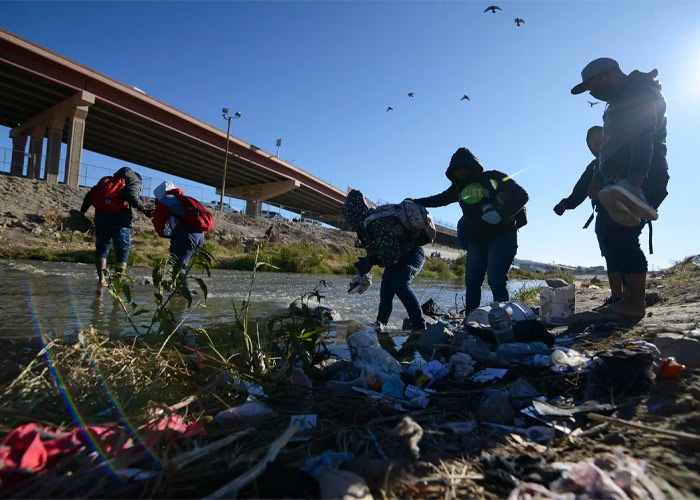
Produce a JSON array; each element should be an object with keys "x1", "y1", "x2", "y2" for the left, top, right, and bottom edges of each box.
[{"x1": 1, "y1": 295, "x2": 698, "y2": 499}]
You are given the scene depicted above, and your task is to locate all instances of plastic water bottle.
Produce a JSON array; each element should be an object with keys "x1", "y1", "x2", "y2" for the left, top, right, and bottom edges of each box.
[
  {"x1": 489, "y1": 342, "x2": 550, "y2": 362},
  {"x1": 529, "y1": 354, "x2": 553, "y2": 366},
  {"x1": 488, "y1": 302, "x2": 514, "y2": 343}
]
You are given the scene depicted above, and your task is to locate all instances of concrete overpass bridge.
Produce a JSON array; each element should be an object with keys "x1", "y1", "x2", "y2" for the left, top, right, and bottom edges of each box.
[{"x1": 0, "y1": 28, "x2": 458, "y2": 247}]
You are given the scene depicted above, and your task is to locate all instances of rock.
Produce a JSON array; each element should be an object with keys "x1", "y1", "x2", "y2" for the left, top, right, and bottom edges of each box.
[
  {"x1": 545, "y1": 278, "x2": 569, "y2": 289},
  {"x1": 3, "y1": 211, "x2": 18, "y2": 219},
  {"x1": 477, "y1": 389, "x2": 515, "y2": 424},
  {"x1": 421, "y1": 298, "x2": 440, "y2": 317},
  {"x1": 645, "y1": 291, "x2": 665, "y2": 307},
  {"x1": 313, "y1": 306, "x2": 341, "y2": 322},
  {"x1": 590, "y1": 276, "x2": 602, "y2": 284},
  {"x1": 26, "y1": 214, "x2": 46, "y2": 224},
  {"x1": 450, "y1": 353, "x2": 475, "y2": 382},
  {"x1": 653, "y1": 333, "x2": 700, "y2": 369},
  {"x1": 289, "y1": 305, "x2": 341, "y2": 322},
  {"x1": 455, "y1": 332, "x2": 492, "y2": 361},
  {"x1": 309, "y1": 358, "x2": 352, "y2": 380},
  {"x1": 509, "y1": 377, "x2": 540, "y2": 408},
  {"x1": 416, "y1": 322, "x2": 453, "y2": 350},
  {"x1": 347, "y1": 328, "x2": 400, "y2": 382},
  {"x1": 317, "y1": 468, "x2": 372, "y2": 500}
]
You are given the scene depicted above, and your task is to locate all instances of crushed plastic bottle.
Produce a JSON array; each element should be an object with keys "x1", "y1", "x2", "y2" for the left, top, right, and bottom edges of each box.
[
  {"x1": 529, "y1": 354, "x2": 553, "y2": 366},
  {"x1": 551, "y1": 348, "x2": 590, "y2": 372}
]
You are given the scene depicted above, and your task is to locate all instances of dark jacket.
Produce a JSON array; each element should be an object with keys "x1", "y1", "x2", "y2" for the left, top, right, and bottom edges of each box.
[
  {"x1": 559, "y1": 159, "x2": 597, "y2": 210},
  {"x1": 596, "y1": 70, "x2": 668, "y2": 207},
  {"x1": 413, "y1": 148, "x2": 529, "y2": 243},
  {"x1": 80, "y1": 167, "x2": 144, "y2": 228}
]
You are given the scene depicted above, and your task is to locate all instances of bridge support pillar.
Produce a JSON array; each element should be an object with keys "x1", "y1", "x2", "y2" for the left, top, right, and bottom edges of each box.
[
  {"x1": 45, "y1": 121, "x2": 64, "y2": 184},
  {"x1": 245, "y1": 200, "x2": 261, "y2": 216},
  {"x1": 10, "y1": 91, "x2": 95, "y2": 187},
  {"x1": 218, "y1": 179, "x2": 301, "y2": 217},
  {"x1": 64, "y1": 106, "x2": 89, "y2": 187},
  {"x1": 10, "y1": 134, "x2": 28, "y2": 177},
  {"x1": 27, "y1": 127, "x2": 45, "y2": 180}
]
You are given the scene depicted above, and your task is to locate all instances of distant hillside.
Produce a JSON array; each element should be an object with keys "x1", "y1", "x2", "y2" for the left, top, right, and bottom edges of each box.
[{"x1": 513, "y1": 258, "x2": 605, "y2": 276}]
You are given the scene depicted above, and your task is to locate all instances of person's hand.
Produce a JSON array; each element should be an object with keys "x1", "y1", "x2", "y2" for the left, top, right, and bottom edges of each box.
[
  {"x1": 553, "y1": 203, "x2": 566, "y2": 216},
  {"x1": 354, "y1": 257, "x2": 373, "y2": 275},
  {"x1": 481, "y1": 211, "x2": 502, "y2": 225},
  {"x1": 588, "y1": 181, "x2": 603, "y2": 201},
  {"x1": 348, "y1": 274, "x2": 372, "y2": 295}
]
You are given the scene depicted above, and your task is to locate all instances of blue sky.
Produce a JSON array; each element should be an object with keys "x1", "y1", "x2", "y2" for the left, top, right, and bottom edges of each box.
[{"x1": 1, "y1": 1, "x2": 699, "y2": 269}]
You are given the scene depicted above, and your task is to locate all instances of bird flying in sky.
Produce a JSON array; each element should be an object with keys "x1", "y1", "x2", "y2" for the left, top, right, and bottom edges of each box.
[
  {"x1": 588, "y1": 101, "x2": 601, "y2": 107},
  {"x1": 408, "y1": 92, "x2": 414, "y2": 97},
  {"x1": 460, "y1": 95, "x2": 470, "y2": 101},
  {"x1": 386, "y1": 106, "x2": 394, "y2": 112},
  {"x1": 515, "y1": 18, "x2": 525, "y2": 26},
  {"x1": 484, "y1": 5, "x2": 502, "y2": 14}
]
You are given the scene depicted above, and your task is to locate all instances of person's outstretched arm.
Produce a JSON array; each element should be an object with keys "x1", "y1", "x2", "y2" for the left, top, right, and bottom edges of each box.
[
  {"x1": 412, "y1": 186, "x2": 459, "y2": 208},
  {"x1": 554, "y1": 160, "x2": 596, "y2": 214}
]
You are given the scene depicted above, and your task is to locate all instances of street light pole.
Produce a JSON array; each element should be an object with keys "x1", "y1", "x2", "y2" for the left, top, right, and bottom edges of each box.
[{"x1": 219, "y1": 108, "x2": 241, "y2": 211}]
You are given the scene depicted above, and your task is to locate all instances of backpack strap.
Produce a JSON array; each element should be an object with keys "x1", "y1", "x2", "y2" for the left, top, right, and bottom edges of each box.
[
  {"x1": 583, "y1": 212, "x2": 595, "y2": 229},
  {"x1": 648, "y1": 221, "x2": 654, "y2": 255}
]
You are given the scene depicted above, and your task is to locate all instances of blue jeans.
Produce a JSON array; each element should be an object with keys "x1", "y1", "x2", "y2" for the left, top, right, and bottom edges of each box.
[
  {"x1": 95, "y1": 225, "x2": 131, "y2": 263},
  {"x1": 170, "y1": 224, "x2": 205, "y2": 270},
  {"x1": 464, "y1": 229, "x2": 518, "y2": 313},
  {"x1": 377, "y1": 247, "x2": 426, "y2": 329}
]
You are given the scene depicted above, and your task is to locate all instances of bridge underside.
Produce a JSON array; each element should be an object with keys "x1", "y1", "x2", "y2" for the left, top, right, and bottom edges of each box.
[{"x1": 0, "y1": 63, "x2": 342, "y2": 217}]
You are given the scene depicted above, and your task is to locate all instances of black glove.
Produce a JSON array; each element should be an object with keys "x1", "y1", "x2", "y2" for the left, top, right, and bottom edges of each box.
[
  {"x1": 354, "y1": 256, "x2": 374, "y2": 275},
  {"x1": 553, "y1": 202, "x2": 566, "y2": 216}
]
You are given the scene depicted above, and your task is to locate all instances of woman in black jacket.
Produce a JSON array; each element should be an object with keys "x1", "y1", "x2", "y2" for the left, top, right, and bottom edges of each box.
[{"x1": 413, "y1": 148, "x2": 528, "y2": 313}]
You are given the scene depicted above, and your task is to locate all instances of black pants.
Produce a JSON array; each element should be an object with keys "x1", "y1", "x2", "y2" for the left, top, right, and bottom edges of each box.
[{"x1": 595, "y1": 208, "x2": 647, "y2": 274}]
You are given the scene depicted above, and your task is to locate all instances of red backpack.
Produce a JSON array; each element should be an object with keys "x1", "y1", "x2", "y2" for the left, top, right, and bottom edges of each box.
[
  {"x1": 91, "y1": 177, "x2": 128, "y2": 214},
  {"x1": 175, "y1": 194, "x2": 215, "y2": 232}
]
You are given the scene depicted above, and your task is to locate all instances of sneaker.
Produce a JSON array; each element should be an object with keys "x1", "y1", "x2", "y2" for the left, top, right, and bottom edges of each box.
[
  {"x1": 598, "y1": 187, "x2": 642, "y2": 227},
  {"x1": 601, "y1": 179, "x2": 658, "y2": 221},
  {"x1": 593, "y1": 296, "x2": 622, "y2": 312}
]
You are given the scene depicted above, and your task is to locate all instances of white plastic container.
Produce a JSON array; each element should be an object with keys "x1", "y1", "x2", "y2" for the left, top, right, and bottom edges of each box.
[{"x1": 538, "y1": 285, "x2": 576, "y2": 325}]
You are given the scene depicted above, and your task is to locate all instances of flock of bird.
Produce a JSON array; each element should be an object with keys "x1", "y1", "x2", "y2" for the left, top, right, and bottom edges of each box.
[{"x1": 384, "y1": 5, "x2": 600, "y2": 113}]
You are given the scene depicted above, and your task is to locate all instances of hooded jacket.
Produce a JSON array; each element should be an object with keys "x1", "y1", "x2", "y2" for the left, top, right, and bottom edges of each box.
[
  {"x1": 413, "y1": 148, "x2": 529, "y2": 242},
  {"x1": 596, "y1": 69, "x2": 668, "y2": 204},
  {"x1": 343, "y1": 190, "x2": 417, "y2": 269},
  {"x1": 80, "y1": 167, "x2": 145, "y2": 228}
]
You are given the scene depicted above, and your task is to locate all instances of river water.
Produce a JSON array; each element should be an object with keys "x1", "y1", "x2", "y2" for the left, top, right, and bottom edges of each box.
[{"x1": 0, "y1": 260, "x2": 541, "y2": 339}]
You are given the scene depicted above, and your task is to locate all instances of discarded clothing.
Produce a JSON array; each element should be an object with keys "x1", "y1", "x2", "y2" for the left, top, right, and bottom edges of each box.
[
  {"x1": 0, "y1": 417, "x2": 201, "y2": 486},
  {"x1": 478, "y1": 453, "x2": 561, "y2": 489}
]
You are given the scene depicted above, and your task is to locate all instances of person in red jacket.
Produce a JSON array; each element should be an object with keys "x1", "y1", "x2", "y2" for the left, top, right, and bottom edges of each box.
[{"x1": 151, "y1": 181, "x2": 206, "y2": 271}]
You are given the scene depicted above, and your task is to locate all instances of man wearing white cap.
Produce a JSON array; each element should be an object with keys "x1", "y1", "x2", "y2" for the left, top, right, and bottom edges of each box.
[{"x1": 570, "y1": 58, "x2": 669, "y2": 323}]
